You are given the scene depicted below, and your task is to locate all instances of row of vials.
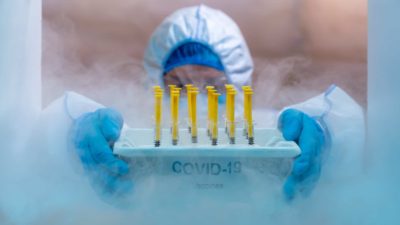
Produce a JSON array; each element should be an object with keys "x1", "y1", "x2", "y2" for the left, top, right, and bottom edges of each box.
[{"x1": 153, "y1": 85, "x2": 254, "y2": 147}]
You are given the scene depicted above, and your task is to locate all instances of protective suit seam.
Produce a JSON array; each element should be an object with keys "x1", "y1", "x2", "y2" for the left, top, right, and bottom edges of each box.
[{"x1": 64, "y1": 92, "x2": 76, "y2": 121}]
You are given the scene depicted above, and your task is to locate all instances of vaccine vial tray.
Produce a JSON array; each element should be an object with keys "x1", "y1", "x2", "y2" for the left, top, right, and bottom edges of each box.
[{"x1": 114, "y1": 128, "x2": 300, "y2": 158}]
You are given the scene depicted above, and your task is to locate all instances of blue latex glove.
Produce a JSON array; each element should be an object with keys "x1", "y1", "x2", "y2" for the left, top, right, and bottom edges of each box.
[
  {"x1": 70, "y1": 108, "x2": 133, "y2": 198},
  {"x1": 279, "y1": 109, "x2": 325, "y2": 201}
]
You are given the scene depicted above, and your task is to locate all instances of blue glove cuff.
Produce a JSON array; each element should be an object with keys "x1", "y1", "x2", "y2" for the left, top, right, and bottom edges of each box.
[{"x1": 312, "y1": 116, "x2": 332, "y2": 152}]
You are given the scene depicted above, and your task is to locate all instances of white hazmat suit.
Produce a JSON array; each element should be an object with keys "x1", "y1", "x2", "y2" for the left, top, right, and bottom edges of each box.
[
  {"x1": 0, "y1": 2, "x2": 364, "y2": 220},
  {"x1": 143, "y1": 5, "x2": 365, "y2": 183}
]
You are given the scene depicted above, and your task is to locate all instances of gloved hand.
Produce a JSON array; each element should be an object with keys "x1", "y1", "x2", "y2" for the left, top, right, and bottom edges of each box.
[
  {"x1": 70, "y1": 108, "x2": 133, "y2": 198},
  {"x1": 279, "y1": 109, "x2": 325, "y2": 201}
]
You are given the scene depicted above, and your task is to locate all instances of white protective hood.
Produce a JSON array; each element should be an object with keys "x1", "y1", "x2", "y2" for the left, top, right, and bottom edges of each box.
[{"x1": 144, "y1": 4, "x2": 254, "y2": 89}]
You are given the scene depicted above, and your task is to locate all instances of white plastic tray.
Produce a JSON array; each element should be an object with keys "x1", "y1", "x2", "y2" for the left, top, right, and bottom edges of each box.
[{"x1": 114, "y1": 128, "x2": 300, "y2": 158}]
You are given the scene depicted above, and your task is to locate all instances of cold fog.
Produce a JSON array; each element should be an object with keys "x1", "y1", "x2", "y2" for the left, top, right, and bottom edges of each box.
[
  {"x1": 42, "y1": 0, "x2": 367, "y2": 126},
  {"x1": 5, "y1": 1, "x2": 399, "y2": 225}
]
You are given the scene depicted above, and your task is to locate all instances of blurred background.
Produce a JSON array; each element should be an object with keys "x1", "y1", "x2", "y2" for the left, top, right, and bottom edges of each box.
[{"x1": 42, "y1": 0, "x2": 367, "y2": 125}]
